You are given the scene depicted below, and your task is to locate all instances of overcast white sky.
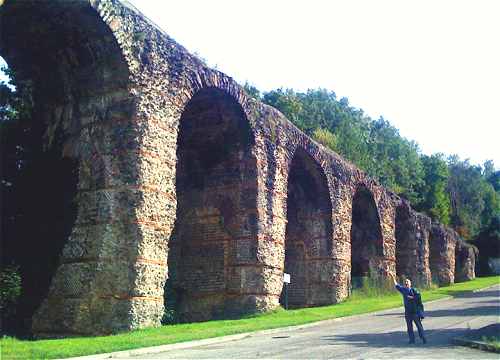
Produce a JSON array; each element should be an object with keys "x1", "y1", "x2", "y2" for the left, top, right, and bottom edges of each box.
[{"x1": 2, "y1": 0, "x2": 498, "y2": 167}]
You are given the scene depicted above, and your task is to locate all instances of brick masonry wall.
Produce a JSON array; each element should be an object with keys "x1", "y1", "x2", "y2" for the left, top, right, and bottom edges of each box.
[
  {"x1": 0, "y1": 0, "x2": 475, "y2": 336},
  {"x1": 429, "y1": 223, "x2": 458, "y2": 285}
]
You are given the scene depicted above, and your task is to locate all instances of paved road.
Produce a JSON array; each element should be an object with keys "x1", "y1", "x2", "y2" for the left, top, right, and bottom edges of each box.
[{"x1": 132, "y1": 285, "x2": 500, "y2": 359}]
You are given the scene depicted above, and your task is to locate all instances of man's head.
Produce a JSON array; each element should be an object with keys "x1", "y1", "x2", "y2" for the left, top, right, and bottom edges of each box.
[{"x1": 404, "y1": 279, "x2": 412, "y2": 288}]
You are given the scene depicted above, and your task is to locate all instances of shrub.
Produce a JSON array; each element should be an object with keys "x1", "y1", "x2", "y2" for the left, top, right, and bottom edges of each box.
[{"x1": 0, "y1": 265, "x2": 21, "y2": 321}]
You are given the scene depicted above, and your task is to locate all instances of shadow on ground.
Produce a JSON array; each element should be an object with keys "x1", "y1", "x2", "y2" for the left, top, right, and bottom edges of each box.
[
  {"x1": 439, "y1": 289, "x2": 500, "y2": 299},
  {"x1": 376, "y1": 289, "x2": 499, "y2": 318},
  {"x1": 320, "y1": 328, "x2": 472, "y2": 349}
]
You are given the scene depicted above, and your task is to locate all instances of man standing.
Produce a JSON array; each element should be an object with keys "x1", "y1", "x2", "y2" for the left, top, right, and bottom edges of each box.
[{"x1": 390, "y1": 273, "x2": 427, "y2": 344}]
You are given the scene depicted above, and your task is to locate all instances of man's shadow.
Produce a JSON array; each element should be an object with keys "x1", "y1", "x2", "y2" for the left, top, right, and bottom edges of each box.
[{"x1": 320, "y1": 328, "x2": 471, "y2": 349}]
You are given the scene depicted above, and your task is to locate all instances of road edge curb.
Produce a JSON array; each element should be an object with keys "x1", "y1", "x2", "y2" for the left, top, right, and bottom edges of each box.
[{"x1": 452, "y1": 337, "x2": 500, "y2": 354}]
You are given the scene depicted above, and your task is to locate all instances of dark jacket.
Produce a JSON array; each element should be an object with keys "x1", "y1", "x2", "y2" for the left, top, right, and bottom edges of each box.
[{"x1": 395, "y1": 285, "x2": 424, "y2": 316}]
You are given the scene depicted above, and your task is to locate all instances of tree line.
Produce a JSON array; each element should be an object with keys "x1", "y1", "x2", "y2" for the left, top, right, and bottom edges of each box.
[{"x1": 245, "y1": 85, "x2": 500, "y2": 246}]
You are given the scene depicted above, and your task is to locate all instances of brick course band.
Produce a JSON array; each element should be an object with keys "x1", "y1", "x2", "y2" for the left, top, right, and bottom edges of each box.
[
  {"x1": 61, "y1": 257, "x2": 167, "y2": 267},
  {"x1": 99, "y1": 295, "x2": 164, "y2": 302}
]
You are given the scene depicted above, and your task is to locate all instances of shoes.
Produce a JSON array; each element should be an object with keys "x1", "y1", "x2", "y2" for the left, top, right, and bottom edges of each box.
[{"x1": 422, "y1": 337, "x2": 427, "y2": 344}]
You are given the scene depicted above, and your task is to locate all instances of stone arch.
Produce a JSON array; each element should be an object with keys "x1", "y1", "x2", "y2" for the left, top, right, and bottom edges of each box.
[
  {"x1": 282, "y1": 147, "x2": 333, "y2": 307},
  {"x1": 168, "y1": 87, "x2": 258, "y2": 322},
  {"x1": 350, "y1": 185, "x2": 383, "y2": 287},
  {"x1": 0, "y1": 0, "x2": 136, "y2": 336}
]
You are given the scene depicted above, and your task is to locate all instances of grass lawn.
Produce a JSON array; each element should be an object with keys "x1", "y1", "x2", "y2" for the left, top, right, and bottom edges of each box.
[
  {"x1": 481, "y1": 336, "x2": 500, "y2": 351},
  {"x1": 1, "y1": 275, "x2": 498, "y2": 359}
]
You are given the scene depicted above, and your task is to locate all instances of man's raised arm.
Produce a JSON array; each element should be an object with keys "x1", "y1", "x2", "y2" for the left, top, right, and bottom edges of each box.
[{"x1": 390, "y1": 273, "x2": 404, "y2": 294}]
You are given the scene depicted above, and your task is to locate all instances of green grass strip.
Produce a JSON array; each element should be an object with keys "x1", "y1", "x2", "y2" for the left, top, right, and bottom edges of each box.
[
  {"x1": 481, "y1": 336, "x2": 500, "y2": 351},
  {"x1": 1, "y1": 275, "x2": 498, "y2": 360}
]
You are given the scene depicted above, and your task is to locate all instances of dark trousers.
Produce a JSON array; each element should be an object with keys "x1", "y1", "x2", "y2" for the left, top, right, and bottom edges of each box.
[{"x1": 405, "y1": 313, "x2": 425, "y2": 342}]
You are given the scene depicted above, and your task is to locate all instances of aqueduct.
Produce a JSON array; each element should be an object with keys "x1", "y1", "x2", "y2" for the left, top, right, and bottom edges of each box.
[{"x1": 0, "y1": 0, "x2": 477, "y2": 336}]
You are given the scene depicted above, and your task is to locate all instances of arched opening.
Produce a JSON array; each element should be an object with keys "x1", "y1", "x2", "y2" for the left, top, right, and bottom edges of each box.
[
  {"x1": 168, "y1": 87, "x2": 257, "y2": 322},
  {"x1": 282, "y1": 149, "x2": 333, "y2": 307},
  {"x1": 395, "y1": 204, "x2": 412, "y2": 280},
  {"x1": 455, "y1": 241, "x2": 476, "y2": 282},
  {"x1": 455, "y1": 243, "x2": 466, "y2": 282},
  {"x1": 428, "y1": 227, "x2": 441, "y2": 284},
  {"x1": 1, "y1": 2, "x2": 129, "y2": 336},
  {"x1": 350, "y1": 186, "x2": 383, "y2": 288}
]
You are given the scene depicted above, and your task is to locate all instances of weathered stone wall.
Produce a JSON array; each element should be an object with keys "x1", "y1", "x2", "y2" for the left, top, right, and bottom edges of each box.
[
  {"x1": 0, "y1": 0, "x2": 475, "y2": 336},
  {"x1": 429, "y1": 223, "x2": 458, "y2": 286}
]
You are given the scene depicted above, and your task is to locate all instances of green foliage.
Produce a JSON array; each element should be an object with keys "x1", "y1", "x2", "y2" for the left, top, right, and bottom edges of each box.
[
  {"x1": 242, "y1": 82, "x2": 261, "y2": 100},
  {"x1": 416, "y1": 154, "x2": 451, "y2": 225},
  {"x1": 350, "y1": 275, "x2": 393, "y2": 299},
  {"x1": 0, "y1": 266, "x2": 22, "y2": 318},
  {"x1": 447, "y1": 157, "x2": 500, "y2": 239},
  {"x1": 480, "y1": 336, "x2": 500, "y2": 350},
  {"x1": 368, "y1": 117, "x2": 424, "y2": 204},
  {"x1": 312, "y1": 127, "x2": 337, "y2": 151},
  {"x1": 262, "y1": 88, "x2": 304, "y2": 127}
]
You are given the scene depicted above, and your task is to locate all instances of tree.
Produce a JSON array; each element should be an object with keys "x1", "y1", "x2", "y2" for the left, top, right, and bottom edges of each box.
[
  {"x1": 368, "y1": 117, "x2": 424, "y2": 204},
  {"x1": 447, "y1": 157, "x2": 500, "y2": 239},
  {"x1": 243, "y1": 82, "x2": 261, "y2": 100},
  {"x1": 313, "y1": 127, "x2": 338, "y2": 152},
  {"x1": 416, "y1": 154, "x2": 451, "y2": 225},
  {"x1": 474, "y1": 215, "x2": 500, "y2": 274},
  {"x1": 483, "y1": 160, "x2": 500, "y2": 192}
]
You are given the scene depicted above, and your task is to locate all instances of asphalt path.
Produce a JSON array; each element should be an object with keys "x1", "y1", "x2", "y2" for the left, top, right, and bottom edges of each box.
[{"x1": 132, "y1": 284, "x2": 500, "y2": 359}]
